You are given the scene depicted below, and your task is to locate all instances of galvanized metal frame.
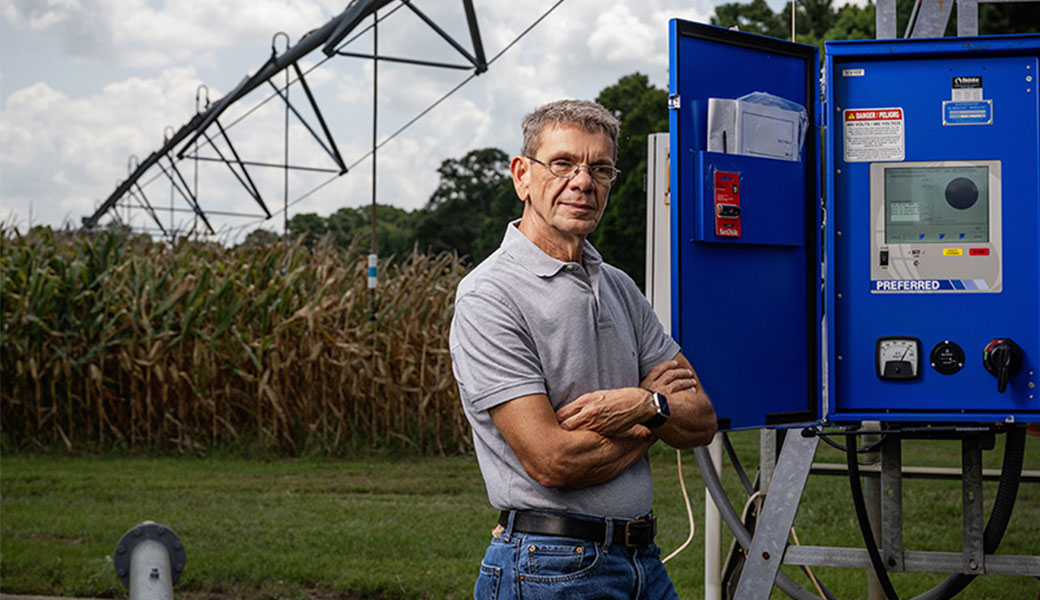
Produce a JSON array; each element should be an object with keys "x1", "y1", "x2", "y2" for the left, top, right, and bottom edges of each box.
[
  {"x1": 729, "y1": 428, "x2": 1040, "y2": 596},
  {"x1": 876, "y1": 0, "x2": 1040, "y2": 39},
  {"x1": 83, "y1": 0, "x2": 491, "y2": 234}
]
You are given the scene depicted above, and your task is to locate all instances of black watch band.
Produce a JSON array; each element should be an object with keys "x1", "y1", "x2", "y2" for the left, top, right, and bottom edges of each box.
[{"x1": 642, "y1": 391, "x2": 670, "y2": 428}]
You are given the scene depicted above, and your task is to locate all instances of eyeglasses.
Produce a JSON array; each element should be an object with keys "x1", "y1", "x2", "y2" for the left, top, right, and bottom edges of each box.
[{"x1": 525, "y1": 156, "x2": 621, "y2": 183}]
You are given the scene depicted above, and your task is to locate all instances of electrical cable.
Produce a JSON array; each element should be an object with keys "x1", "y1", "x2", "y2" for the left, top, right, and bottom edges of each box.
[
  {"x1": 738, "y1": 486, "x2": 831, "y2": 599},
  {"x1": 723, "y1": 432, "x2": 756, "y2": 494},
  {"x1": 740, "y1": 490, "x2": 763, "y2": 525},
  {"x1": 223, "y1": 1, "x2": 570, "y2": 239},
  {"x1": 845, "y1": 424, "x2": 1028, "y2": 600},
  {"x1": 803, "y1": 426, "x2": 888, "y2": 453},
  {"x1": 123, "y1": 2, "x2": 410, "y2": 234},
  {"x1": 695, "y1": 445, "x2": 826, "y2": 600},
  {"x1": 846, "y1": 432, "x2": 901, "y2": 600},
  {"x1": 819, "y1": 431, "x2": 886, "y2": 453},
  {"x1": 789, "y1": 527, "x2": 827, "y2": 599},
  {"x1": 909, "y1": 424, "x2": 1027, "y2": 600},
  {"x1": 720, "y1": 432, "x2": 838, "y2": 600},
  {"x1": 219, "y1": 2, "x2": 410, "y2": 138},
  {"x1": 121, "y1": 0, "x2": 562, "y2": 237},
  {"x1": 284, "y1": 0, "x2": 568, "y2": 212},
  {"x1": 704, "y1": 426, "x2": 1027, "y2": 600},
  {"x1": 662, "y1": 449, "x2": 695, "y2": 564}
]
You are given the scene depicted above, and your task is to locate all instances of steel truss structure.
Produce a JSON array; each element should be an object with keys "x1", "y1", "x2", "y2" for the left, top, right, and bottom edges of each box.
[
  {"x1": 82, "y1": 0, "x2": 498, "y2": 236},
  {"x1": 876, "y1": 0, "x2": 1040, "y2": 38}
]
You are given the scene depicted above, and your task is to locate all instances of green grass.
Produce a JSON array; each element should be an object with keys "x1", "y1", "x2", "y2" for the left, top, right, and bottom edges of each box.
[{"x1": 2, "y1": 433, "x2": 1039, "y2": 599}]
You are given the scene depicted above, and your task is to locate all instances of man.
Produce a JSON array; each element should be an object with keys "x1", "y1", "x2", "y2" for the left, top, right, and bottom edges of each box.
[{"x1": 450, "y1": 99, "x2": 717, "y2": 599}]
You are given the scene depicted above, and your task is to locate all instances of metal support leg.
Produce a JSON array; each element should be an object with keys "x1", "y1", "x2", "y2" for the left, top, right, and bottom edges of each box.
[
  {"x1": 863, "y1": 422, "x2": 884, "y2": 600},
  {"x1": 881, "y1": 435, "x2": 904, "y2": 572},
  {"x1": 962, "y1": 436, "x2": 986, "y2": 574},
  {"x1": 760, "y1": 429, "x2": 778, "y2": 495},
  {"x1": 735, "y1": 431, "x2": 820, "y2": 600},
  {"x1": 876, "y1": 0, "x2": 898, "y2": 38},
  {"x1": 957, "y1": 0, "x2": 980, "y2": 36},
  {"x1": 705, "y1": 435, "x2": 724, "y2": 600}
]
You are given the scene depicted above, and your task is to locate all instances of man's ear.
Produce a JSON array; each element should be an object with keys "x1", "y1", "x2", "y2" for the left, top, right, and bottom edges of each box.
[{"x1": 510, "y1": 155, "x2": 530, "y2": 202}]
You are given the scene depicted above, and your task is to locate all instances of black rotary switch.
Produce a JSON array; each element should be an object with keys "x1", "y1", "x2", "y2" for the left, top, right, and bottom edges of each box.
[{"x1": 982, "y1": 338, "x2": 1023, "y2": 393}]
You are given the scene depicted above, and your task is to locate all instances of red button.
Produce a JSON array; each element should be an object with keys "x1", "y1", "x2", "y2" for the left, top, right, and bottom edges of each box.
[{"x1": 969, "y1": 248, "x2": 990, "y2": 256}]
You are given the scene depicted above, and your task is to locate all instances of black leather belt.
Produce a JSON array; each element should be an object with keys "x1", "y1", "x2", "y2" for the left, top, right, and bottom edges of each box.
[{"x1": 499, "y1": 510, "x2": 657, "y2": 548}]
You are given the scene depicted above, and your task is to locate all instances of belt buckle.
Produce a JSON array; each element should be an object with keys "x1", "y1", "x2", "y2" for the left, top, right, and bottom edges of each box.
[{"x1": 623, "y1": 518, "x2": 650, "y2": 547}]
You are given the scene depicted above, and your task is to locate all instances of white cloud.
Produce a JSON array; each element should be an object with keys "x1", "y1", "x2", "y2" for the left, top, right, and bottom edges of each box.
[
  {"x1": 1, "y1": 0, "x2": 732, "y2": 238},
  {"x1": 3, "y1": 0, "x2": 337, "y2": 69},
  {"x1": 588, "y1": 4, "x2": 660, "y2": 64},
  {"x1": 0, "y1": 67, "x2": 205, "y2": 228}
]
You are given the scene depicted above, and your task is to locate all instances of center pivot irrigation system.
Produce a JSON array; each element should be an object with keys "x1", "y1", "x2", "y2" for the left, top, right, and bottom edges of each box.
[{"x1": 81, "y1": 0, "x2": 563, "y2": 239}]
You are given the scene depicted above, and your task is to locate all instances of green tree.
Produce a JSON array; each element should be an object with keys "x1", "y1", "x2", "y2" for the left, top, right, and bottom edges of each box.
[
  {"x1": 978, "y1": 2, "x2": 1040, "y2": 35},
  {"x1": 827, "y1": 1, "x2": 877, "y2": 41},
  {"x1": 801, "y1": 0, "x2": 837, "y2": 40},
  {"x1": 286, "y1": 212, "x2": 327, "y2": 246},
  {"x1": 412, "y1": 148, "x2": 519, "y2": 265},
  {"x1": 327, "y1": 204, "x2": 417, "y2": 259},
  {"x1": 713, "y1": 0, "x2": 1035, "y2": 50},
  {"x1": 712, "y1": 0, "x2": 787, "y2": 38},
  {"x1": 592, "y1": 73, "x2": 669, "y2": 290},
  {"x1": 287, "y1": 205, "x2": 416, "y2": 260},
  {"x1": 239, "y1": 228, "x2": 282, "y2": 246},
  {"x1": 326, "y1": 205, "x2": 368, "y2": 248}
]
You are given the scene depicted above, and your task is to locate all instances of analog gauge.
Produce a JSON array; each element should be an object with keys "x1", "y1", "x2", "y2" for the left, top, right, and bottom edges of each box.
[{"x1": 876, "y1": 336, "x2": 922, "y2": 380}]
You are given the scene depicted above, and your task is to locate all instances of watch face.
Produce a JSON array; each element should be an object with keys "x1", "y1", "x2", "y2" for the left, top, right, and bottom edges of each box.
[
  {"x1": 655, "y1": 392, "x2": 671, "y2": 416},
  {"x1": 644, "y1": 392, "x2": 670, "y2": 428}
]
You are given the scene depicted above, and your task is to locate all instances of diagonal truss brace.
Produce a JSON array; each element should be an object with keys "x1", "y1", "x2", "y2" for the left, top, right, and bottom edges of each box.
[
  {"x1": 155, "y1": 157, "x2": 216, "y2": 235},
  {"x1": 127, "y1": 182, "x2": 167, "y2": 237},
  {"x1": 82, "y1": 0, "x2": 492, "y2": 233},
  {"x1": 263, "y1": 63, "x2": 348, "y2": 174},
  {"x1": 198, "y1": 119, "x2": 272, "y2": 219}
]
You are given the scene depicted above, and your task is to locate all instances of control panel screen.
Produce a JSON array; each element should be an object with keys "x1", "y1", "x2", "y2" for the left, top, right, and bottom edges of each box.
[{"x1": 884, "y1": 166, "x2": 989, "y2": 244}]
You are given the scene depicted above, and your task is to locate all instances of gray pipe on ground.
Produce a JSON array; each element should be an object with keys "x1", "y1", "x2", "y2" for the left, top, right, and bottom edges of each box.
[{"x1": 114, "y1": 521, "x2": 187, "y2": 600}]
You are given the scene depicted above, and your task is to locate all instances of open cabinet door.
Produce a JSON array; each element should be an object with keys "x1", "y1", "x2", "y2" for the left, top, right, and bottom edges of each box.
[{"x1": 669, "y1": 20, "x2": 822, "y2": 430}]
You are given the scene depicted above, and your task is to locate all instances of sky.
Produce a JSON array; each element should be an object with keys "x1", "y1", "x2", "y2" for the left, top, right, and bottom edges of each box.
[{"x1": 0, "y1": 0, "x2": 798, "y2": 241}]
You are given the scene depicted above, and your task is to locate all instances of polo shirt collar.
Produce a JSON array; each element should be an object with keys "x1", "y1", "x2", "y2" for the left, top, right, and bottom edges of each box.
[{"x1": 502, "y1": 219, "x2": 603, "y2": 278}]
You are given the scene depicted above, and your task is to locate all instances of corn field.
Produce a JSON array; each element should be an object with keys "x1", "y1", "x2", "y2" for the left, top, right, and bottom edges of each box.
[{"x1": 0, "y1": 225, "x2": 471, "y2": 455}]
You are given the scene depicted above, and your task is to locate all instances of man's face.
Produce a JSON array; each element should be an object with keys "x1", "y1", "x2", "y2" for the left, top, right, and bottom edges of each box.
[{"x1": 512, "y1": 123, "x2": 616, "y2": 247}]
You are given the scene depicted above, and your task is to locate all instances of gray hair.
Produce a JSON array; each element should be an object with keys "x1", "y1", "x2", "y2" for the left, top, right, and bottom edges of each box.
[{"x1": 520, "y1": 99, "x2": 620, "y2": 159}]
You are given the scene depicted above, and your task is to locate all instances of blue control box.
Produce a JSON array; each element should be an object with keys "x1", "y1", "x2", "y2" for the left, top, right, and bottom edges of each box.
[{"x1": 669, "y1": 22, "x2": 1039, "y2": 429}]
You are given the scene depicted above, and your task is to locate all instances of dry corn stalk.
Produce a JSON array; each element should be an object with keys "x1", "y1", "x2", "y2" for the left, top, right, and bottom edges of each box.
[{"x1": 0, "y1": 225, "x2": 471, "y2": 455}]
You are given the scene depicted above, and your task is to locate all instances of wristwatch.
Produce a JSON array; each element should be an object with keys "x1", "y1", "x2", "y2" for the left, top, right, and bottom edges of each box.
[{"x1": 642, "y1": 391, "x2": 670, "y2": 428}]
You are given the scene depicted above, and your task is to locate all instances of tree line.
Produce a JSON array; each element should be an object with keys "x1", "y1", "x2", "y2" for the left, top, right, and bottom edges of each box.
[
  {"x1": 711, "y1": 0, "x2": 1037, "y2": 49},
  {"x1": 255, "y1": 1, "x2": 1036, "y2": 290},
  {"x1": 272, "y1": 73, "x2": 667, "y2": 289}
]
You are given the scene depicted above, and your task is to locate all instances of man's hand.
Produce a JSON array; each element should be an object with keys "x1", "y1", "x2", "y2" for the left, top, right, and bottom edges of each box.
[
  {"x1": 641, "y1": 360, "x2": 697, "y2": 396},
  {"x1": 556, "y1": 387, "x2": 650, "y2": 436},
  {"x1": 557, "y1": 355, "x2": 716, "y2": 450},
  {"x1": 489, "y1": 394, "x2": 657, "y2": 489},
  {"x1": 556, "y1": 361, "x2": 699, "y2": 436}
]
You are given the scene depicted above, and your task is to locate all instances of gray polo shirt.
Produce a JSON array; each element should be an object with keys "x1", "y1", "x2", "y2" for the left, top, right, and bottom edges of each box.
[{"x1": 450, "y1": 221, "x2": 680, "y2": 519}]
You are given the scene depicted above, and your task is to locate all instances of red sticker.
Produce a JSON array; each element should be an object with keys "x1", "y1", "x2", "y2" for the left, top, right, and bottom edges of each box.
[{"x1": 714, "y1": 171, "x2": 741, "y2": 238}]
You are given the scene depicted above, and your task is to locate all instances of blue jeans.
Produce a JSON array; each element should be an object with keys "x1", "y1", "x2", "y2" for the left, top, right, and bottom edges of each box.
[{"x1": 474, "y1": 512, "x2": 681, "y2": 600}]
